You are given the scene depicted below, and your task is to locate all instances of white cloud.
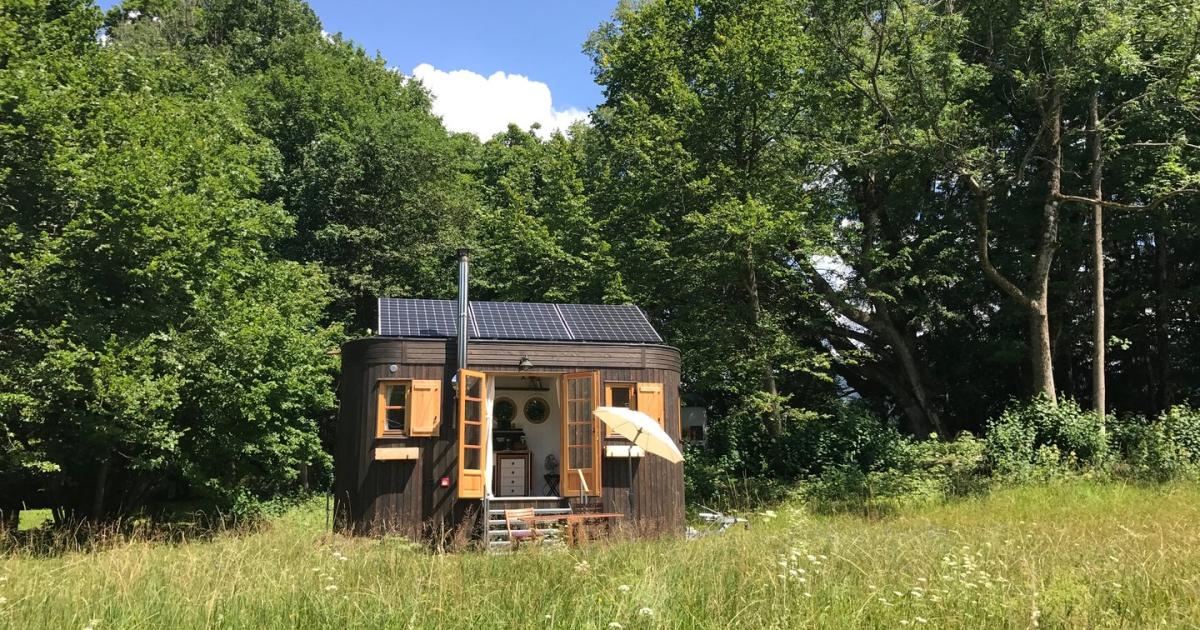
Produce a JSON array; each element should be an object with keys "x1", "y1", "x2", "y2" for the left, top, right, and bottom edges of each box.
[{"x1": 411, "y1": 63, "x2": 587, "y2": 139}]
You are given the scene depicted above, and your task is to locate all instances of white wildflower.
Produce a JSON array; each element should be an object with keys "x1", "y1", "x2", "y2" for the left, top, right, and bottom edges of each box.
[
  {"x1": 608, "y1": 623, "x2": 623, "y2": 629},
  {"x1": 0, "y1": 596, "x2": 6, "y2": 605},
  {"x1": 324, "y1": 584, "x2": 338, "y2": 591},
  {"x1": 915, "y1": 617, "x2": 928, "y2": 624},
  {"x1": 893, "y1": 591, "x2": 904, "y2": 598},
  {"x1": 638, "y1": 607, "x2": 654, "y2": 617},
  {"x1": 618, "y1": 584, "x2": 631, "y2": 593},
  {"x1": 900, "y1": 620, "x2": 910, "y2": 626},
  {"x1": 803, "y1": 592, "x2": 812, "y2": 598}
]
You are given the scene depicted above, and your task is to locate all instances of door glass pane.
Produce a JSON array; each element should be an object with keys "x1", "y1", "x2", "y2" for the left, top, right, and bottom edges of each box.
[
  {"x1": 464, "y1": 448, "x2": 480, "y2": 470},
  {"x1": 466, "y1": 374, "x2": 481, "y2": 398},
  {"x1": 465, "y1": 424, "x2": 480, "y2": 446},
  {"x1": 386, "y1": 408, "x2": 406, "y2": 431},
  {"x1": 466, "y1": 400, "x2": 481, "y2": 423}
]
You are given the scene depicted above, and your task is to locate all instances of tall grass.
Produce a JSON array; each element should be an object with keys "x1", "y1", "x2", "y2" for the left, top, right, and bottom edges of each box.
[{"x1": 2, "y1": 482, "x2": 1199, "y2": 629}]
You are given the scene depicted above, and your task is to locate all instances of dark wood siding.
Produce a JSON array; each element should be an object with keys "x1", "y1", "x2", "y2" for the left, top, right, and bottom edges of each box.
[{"x1": 335, "y1": 337, "x2": 685, "y2": 538}]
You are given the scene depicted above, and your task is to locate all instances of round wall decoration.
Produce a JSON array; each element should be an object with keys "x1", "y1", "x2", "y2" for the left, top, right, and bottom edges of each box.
[
  {"x1": 523, "y1": 397, "x2": 551, "y2": 424},
  {"x1": 494, "y1": 397, "x2": 517, "y2": 427}
]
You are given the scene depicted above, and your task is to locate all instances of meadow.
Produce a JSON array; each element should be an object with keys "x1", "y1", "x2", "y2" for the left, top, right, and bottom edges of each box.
[{"x1": 2, "y1": 482, "x2": 1199, "y2": 629}]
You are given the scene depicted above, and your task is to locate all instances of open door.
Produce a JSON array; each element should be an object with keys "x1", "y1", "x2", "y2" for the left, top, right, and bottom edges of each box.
[
  {"x1": 457, "y1": 369, "x2": 487, "y2": 499},
  {"x1": 561, "y1": 371, "x2": 601, "y2": 497}
]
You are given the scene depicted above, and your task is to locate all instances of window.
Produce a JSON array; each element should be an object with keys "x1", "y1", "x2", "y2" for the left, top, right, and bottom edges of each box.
[
  {"x1": 377, "y1": 381, "x2": 410, "y2": 437},
  {"x1": 604, "y1": 383, "x2": 637, "y2": 438}
]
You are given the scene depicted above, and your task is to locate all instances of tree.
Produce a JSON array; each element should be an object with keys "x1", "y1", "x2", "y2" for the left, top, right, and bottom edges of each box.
[
  {"x1": 587, "y1": 0, "x2": 834, "y2": 438},
  {"x1": 0, "y1": 0, "x2": 338, "y2": 520}
]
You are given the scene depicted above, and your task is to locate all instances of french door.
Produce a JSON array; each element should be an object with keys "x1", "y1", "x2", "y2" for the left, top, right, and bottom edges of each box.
[
  {"x1": 457, "y1": 369, "x2": 487, "y2": 499},
  {"x1": 561, "y1": 371, "x2": 601, "y2": 497}
]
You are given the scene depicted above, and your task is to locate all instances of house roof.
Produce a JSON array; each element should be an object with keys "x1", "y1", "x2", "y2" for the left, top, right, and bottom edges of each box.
[{"x1": 377, "y1": 298, "x2": 664, "y2": 344}]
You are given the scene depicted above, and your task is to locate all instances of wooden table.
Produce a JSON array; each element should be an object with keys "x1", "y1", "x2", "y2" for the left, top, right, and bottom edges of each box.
[
  {"x1": 516, "y1": 512, "x2": 624, "y2": 547},
  {"x1": 563, "y1": 512, "x2": 623, "y2": 547}
]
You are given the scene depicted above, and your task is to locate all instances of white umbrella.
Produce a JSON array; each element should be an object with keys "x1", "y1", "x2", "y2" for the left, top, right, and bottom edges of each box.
[{"x1": 594, "y1": 407, "x2": 683, "y2": 463}]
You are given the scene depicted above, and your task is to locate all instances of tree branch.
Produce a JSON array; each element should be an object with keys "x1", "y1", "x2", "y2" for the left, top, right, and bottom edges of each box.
[{"x1": 1054, "y1": 189, "x2": 1199, "y2": 212}]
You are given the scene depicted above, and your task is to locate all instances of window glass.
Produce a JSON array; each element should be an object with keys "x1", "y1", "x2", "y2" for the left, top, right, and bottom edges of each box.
[{"x1": 379, "y1": 381, "x2": 410, "y2": 435}]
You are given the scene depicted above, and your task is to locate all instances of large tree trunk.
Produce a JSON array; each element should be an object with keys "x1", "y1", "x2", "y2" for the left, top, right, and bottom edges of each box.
[
  {"x1": 744, "y1": 243, "x2": 782, "y2": 436},
  {"x1": 1088, "y1": 90, "x2": 1106, "y2": 424},
  {"x1": 91, "y1": 459, "x2": 110, "y2": 522},
  {"x1": 970, "y1": 87, "x2": 1062, "y2": 404}
]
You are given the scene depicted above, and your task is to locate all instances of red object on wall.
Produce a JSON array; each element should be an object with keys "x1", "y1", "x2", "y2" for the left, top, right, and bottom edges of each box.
[{"x1": 439, "y1": 476, "x2": 451, "y2": 488}]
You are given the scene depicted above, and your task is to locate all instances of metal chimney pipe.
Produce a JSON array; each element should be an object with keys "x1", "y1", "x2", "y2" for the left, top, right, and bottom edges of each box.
[{"x1": 456, "y1": 248, "x2": 470, "y2": 369}]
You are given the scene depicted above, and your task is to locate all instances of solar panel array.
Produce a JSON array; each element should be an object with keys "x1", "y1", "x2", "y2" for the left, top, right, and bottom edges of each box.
[
  {"x1": 471, "y1": 301, "x2": 570, "y2": 340},
  {"x1": 377, "y1": 298, "x2": 663, "y2": 344},
  {"x1": 557, "y1": 303, "x2": 663, "y2": 343}
]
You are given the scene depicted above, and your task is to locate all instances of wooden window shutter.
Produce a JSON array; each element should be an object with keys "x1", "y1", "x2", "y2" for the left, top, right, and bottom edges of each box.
[
  {"x1": 407, "y1": 380, "x2": 442, "y2": 437},
  {"x1": 636, "y1": 382, "x2": 665, "y2": 429}
]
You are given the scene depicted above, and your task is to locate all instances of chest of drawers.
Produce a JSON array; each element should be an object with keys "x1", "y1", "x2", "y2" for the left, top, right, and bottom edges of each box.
[{"x1": 493, "y1": 451, "x2": 531, "y2": 497}]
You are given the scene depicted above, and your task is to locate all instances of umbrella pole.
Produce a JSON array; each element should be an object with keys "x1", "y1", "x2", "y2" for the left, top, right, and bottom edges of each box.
[{"x1": 628, "y1": 427, "x2": 642, "y2": 519}]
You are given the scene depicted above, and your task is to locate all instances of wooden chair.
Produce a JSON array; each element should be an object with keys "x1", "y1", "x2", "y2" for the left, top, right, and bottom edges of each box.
[{"x1": 504, "y1": 508, "x2": 542, "y2": 548}]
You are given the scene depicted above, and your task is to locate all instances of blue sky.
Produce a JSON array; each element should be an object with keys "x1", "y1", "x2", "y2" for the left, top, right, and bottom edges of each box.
[{"x1": 99, "y1": 1, "x2": 617, "y2": 138}]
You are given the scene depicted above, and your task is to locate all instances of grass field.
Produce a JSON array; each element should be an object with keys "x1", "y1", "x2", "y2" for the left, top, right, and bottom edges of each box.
[{"x1": 2, "y1": 482, "x2": 1199, "y2": 629}]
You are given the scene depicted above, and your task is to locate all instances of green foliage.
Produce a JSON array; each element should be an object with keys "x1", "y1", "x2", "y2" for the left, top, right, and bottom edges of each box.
[
  {"x1": 984, "y1": 397, "x2": 1109, "y2": 478},
  {"x1": 1109, "y1": 405, "x2": 1200, "y2": 482},
  {"x1": 0, "y1": 0, "x2": 338, "y2": 520}
]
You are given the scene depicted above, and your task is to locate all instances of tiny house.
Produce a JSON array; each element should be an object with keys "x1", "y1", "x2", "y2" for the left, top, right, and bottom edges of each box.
[{"x1": 334, "y1": 252, "x2": 684, "y2": 539}]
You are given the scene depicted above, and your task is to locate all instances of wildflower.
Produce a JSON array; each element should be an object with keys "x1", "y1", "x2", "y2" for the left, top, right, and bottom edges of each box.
[
  {"x1": 916, "y1": 577, "x2": 927, "y2": 583},
  {"x1": 0, "y1": 596, "x2": 7, "y2": 605},
  {"x1": 763, "y1": 510, "x2": 778, "y2": 519},
  {"x1": 867, "y1": 584, "x2": 877, "y2": 591},
  {"x1": 803, "y1": 592, "x2": 812, "y2": 598},
  {"x1": 1112, "y1": 582, "x2": 1121, "y2": 588},
  {"x1": 638, "y1": 607, "x2": 654, "y2": 617},
  {"x1": 608, "y1": 623, "x2": 623, "y2": 629},
  {"x1": 83, "y1": 620, "x2": 100, "y2": 630},
  {"x1": 618, "y1": 584, "x2": 631, "y2": 593},
  {"x1": 900, "y1": 620, "x2": 910, "y2": 626},
  {"x1": 788, "y1": 569, "x2": 798, "y2": 577},
  {"x1": 544, "y1": 614, "x2": 552, "y2": 620},
  {"x1": 915, "y1": 617, "x2": 928, "y2": 624},
  {"x1": 806, "y1": 554, "x2": 817, "y2": 562},
  {"x1": 574, "y1": 560, "x2": 591, "y2": 574},
  {"x1": 778, "y1": 561, "x2": 788, "y2": 567},
  {"x1": 325, "y1": 584, "x2": 338, "y2": 591},
  {"x1": 797, "y1": 577, "x2": 807, "y2": 583},
  {"x1": 893, "y1": 591, "x2": 903, "y2": 598},
  {"x1": 312, "y1": 567, "x2": 321, "y2": 572}
]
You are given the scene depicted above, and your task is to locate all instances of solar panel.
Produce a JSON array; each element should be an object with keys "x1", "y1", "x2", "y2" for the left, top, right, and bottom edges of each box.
[
  {"x1": 470, "y1": 301, "x2": 572, "y2": 340},
  {"x1": 377, "y1": 298, "x2": 459, "y2": 337},
  {"x1": 377, "y1": 298, "x2": 664, "y2": 344},
  {"x1": 557, "y1": 304, "x2": 663, "y2": 343}
]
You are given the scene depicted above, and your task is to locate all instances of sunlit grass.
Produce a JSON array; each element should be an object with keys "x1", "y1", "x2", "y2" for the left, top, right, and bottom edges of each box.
[{"x1": 2, "y1": 482, "x2": 1198, "y2": 629}]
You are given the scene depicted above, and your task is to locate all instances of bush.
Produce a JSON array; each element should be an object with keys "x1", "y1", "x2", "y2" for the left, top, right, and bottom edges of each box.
[
  {"x1": 1109, "y1": 405, "x2": 1200, "y2": 482},
  {"x1": 984, "y1": 396, "x2": 1108, "y2": 478}
]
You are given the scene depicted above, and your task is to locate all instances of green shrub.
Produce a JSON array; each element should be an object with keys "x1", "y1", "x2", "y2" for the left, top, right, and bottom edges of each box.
[
  {"x1": 1109, "y1": 405, "x2": 1200, "y2": 482},
  {"x1": 983, "y1": 396, "x2": 1108, "y2": 479}
]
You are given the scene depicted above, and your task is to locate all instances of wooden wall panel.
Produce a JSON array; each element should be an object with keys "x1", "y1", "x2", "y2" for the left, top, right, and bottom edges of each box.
[{"x1": 336, "y1": 337, "x2": 685, "y2": 537}]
